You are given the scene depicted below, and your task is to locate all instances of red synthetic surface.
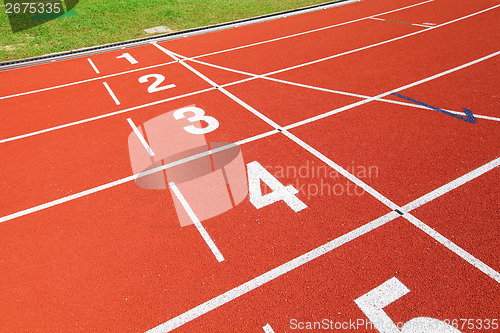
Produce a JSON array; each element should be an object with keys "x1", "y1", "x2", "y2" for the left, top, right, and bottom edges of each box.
[{"x1": 0, "y1": 0, "x2": 499, "y2": 332}]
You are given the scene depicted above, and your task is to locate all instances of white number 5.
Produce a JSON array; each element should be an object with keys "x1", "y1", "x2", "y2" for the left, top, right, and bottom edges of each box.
[
  {"x1": 173, "y1": 106, "x2": 219, "y2": 135},
  {"x1": 355, "y1": 277, "x2": 462, "y2": 333}
]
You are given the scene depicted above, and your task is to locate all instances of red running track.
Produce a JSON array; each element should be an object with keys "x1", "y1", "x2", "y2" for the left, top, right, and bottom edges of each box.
[{"x1": 0, "y1": 0, "x2": 499, "y2": 332}]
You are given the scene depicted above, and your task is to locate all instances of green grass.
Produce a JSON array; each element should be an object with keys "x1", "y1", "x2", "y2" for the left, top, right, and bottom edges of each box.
[{"x1": 0, "y1": 0, "x2": 339, "y2": 62}]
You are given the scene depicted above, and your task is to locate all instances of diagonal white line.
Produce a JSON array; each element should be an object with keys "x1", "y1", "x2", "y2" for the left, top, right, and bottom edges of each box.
[
  {"x1": 169, "y1": 182, "x2": 225, "y2": 262},
  {"x1": 102, "y1": 81, "x2": 120, "y2": 105},
  {"x1": 403, "y1": 213, "x2": 500, "y2": 283},
  {"x1": 146, "y1": 211, "x2": 400, "y2": 332},
  {"x1": 402, "y1": 157, "x2": 500, "y2": 212},
  {"x1": 87, "y1": 58, "x2": 100, "y2": 74},
  {"x1": 126, "y1": 118, "x2": 155, "y2": 157},
  {"x1": 0, "y1": 0, "x2": 434, "y2": 102},
  {"x1": 180, "y1": 56, "x2": 500, "y2": 123}
]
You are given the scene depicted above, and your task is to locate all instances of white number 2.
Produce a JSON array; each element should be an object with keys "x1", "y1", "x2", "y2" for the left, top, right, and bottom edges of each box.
[
  {"x1": 138, "y1": 74, "x2": 176, "y2": 93},
  {"x1": 355, "y1": 277, "x2": 462, "y2": 333},
  {"x1": 173, "y1": 106, "x2": 219, "y2": 135},
  {"x1": 247, "y1": 161, "x2": 307, "y2": 212}
]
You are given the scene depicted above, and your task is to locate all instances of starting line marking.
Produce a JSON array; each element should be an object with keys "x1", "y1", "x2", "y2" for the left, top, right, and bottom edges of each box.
[
  {"x1": 168, "y1": 182, "x2": 225, "y2": 262},
  {"x1": 126, "y1": 118, "x2": 155, "y2": 157},
  {"x1": 145, "y1": 211, "x2": 401, "y2": 332},
  {"x1": 0, "y1": 0, "x2": 434, "y2": 102},
  {"x1": 102, "y1": 81, "x2": 121, "y2": 105},
  {"x1": 87, "y1": 58, "x2": 100, "y2": 74}
]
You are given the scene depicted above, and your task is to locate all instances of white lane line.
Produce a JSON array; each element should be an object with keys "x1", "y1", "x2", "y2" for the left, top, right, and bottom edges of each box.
[
  {"x1": 0, "y1": 1, "x2": 433, "y2": 102},
  {"x1": 186, "y1": 0, "x2": 435, "y2": 61},
  {"x1": 182, "y1": 56, "x2": 500, "y2": 123},
  {"x1": 0, "y1": 60, "x2": 177, "y2": 101},
  {"x1": 263, "y1": 4, "x2": 500, "y2": 78},
  {"x1": 403, "y1": 213, "x2": 500, "y2": 283},
  {"x1": 282, "y1": 129, "x2": 399, "y2": 210},
  {"x1": 0, "y1": 87, "x2": 216, "y2": 144},
  {"x1": 284, "y1": 51, "x2": 500, "y2": 130},
  {"x1": 126, "y1": 118, "x2": 155, "y2": 157},
  {"x1": 87, "y1": 58, "x2": 100, "y2": 74},
  {"x1": 168, "y1": 182, "x2": 225, "y2": 262},
  {"x1": 153, "y1": 44, "x2": 283, "y2": 129},
  {"x1": 263, "y1": 323, "x2": 275, "y2": 333},
  {"x1": 102, "y1": 81, "x2": 120, "y2": 105},
  {"x1": 0, "y1": 129, "x2": 278, "y2": 224},
  {"x1": 145, "y1": 211, "x2": 400, "y2": 333},
  {"x1": 2, "y1": 6, "x2": 498, "y2": 145},
  {"x1": 368, "y1": 17, "x2": 433, "y2": 28},
  {"x1": 402, "y1": 157, "x2": 500, "y2": 212}
]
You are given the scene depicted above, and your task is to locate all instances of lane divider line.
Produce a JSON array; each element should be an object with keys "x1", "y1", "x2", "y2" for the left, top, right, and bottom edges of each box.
[
  {"x1": 102, "y1": 81, "x2": 121, "y2": 105},
  {"x1": 369, "y1": 17, "x2": 433, "y2": 28},
  {"x1": 145, "y1": 211, "x2": 401, "y2": 333},
  {"x1": 127, "y1": 118, "x2": 155, "y2": 157},
  {"x1": 0, "y1": 129, "x2": 278, "y2": 225},
  {"x1": 180, "y1": 55, "x2": 500, "y2": 123},
  {"x1": 87, "y1": 58, "x2": 100, "y2": 74},
  {"x1": 0, "y1": 0, "x2": 436, "y2": 102},
  {"x1": 161, "y1": 45, "x2": 500, "y2": 286},
  {"x1": 169, "y1": 182, "x2": 225, "y2": 263},
  {"x1": 2, "y1": 7, "x2": 498, "y2": 144},
  {"x1": 403, "y1": 213, "x2": 500, "y2": 283}
]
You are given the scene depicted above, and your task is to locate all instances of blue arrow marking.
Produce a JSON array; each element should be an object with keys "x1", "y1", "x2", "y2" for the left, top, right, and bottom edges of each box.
[{"x1": 391, "y1": 93, "x2": 477, "y2": 124}]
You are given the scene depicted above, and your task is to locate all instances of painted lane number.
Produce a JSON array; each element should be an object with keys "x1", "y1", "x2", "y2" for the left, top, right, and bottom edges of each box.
[
  {"x1": 355, "y1": 277, "x2": 462, "y2": 333},
  {"x1": 138, "y1": 74, "x2": 176, "y2": 93},
  {"x1": 173, "y1": 106, "x2": 219, "y2": 135}
]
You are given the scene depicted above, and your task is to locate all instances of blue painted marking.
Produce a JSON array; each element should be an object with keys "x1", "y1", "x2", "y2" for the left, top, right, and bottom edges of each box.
[{"x1": 391, "y1": 93, "x2": 477, "y2": 124}]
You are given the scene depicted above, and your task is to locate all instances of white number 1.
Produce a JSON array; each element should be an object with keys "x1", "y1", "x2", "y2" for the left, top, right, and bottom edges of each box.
[
  {"x1": 116, "y1": 52, "x2": 138, "y2": 65},
  {"x1": 355, "y1": 277, "x2": 462, "y2": 333}
]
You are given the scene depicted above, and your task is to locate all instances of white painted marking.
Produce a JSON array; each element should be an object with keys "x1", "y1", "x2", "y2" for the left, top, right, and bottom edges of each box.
[
  {"x1": 126, "y1": 118, "x2": 155, "y2": 156},
  {"x1": 0, "y1": 0, "x2": 437, "y2": 102},
  {"x1": 185, "y1": 0, "x2": 436, "y2": 61},
  {"x1": 355, "y1": 278, "x2": 463, "y2": 333},
  {"x1": 184, "y1": 57, "x2": 500, "y2": 123},
  {"x1": 281, "y1": 130, "x2": 400, "y2": 210},
  {"x1": 263, "y1": 4, "x2": 500, "y2": 77},
  {"x1": 0, "y1": 130, "x2": 276, "y2": 224},
  {"x1": 403, "y1": 213, "x2": 500, "y2": 283},
  {"x1": 263, "y1": 323, "x2": 275, "y2": 333},
  {"x1": 247, "y1": 161, "x2": 307, "y2": 212},
  {"x1": 2, "y1": 7, "x2": 498, "y2": 144},
  {"x1": 145, "y1": 211, "x2": 400, "y2": 332},
  {"x1": 153, "y1": 44, "x2": 283, "y2": 130},
  {"x1": 116, "y1": 52, "x2": 139, "y2": 65},
  {"x1": 102, "y1": 81, "x2": 120, "y2": 105},
  {"x1": 369, "y1": 17, "x2": 432, "y2": 28},
  {"x1": 87, "y1": 58, "x2": 100, "y2": 74},
  {"x1": 0, "y1": 61, "x2": 177, "y2": 102},
  {"x1": 169, "y1": 182, "x2": 225, "y2": 262},
  {"x1": 402, "y1": 157, "x2": 500, "y2": 212},
  {"x1": 0, "y1": 87, "x2": 215, "y2": 144},
  {"x1": 285, "y1": 51, "x2": 500, "y2": 130},
  {"x1": 355, "y1": 277, "x2": 410, "y2": 333}
]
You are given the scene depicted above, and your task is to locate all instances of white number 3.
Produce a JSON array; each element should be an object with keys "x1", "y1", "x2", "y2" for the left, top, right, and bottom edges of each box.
[{"x1": 173, "y1": 106, "x2": 220, "y2": 135}]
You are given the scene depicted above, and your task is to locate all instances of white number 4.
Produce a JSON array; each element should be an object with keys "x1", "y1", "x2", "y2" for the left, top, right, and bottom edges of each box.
[
  {"x1": 355, "y1": 277, "x2": 462, "y2": 333},
  {"x1": 247, "y1": 161, "x2": 307, "y2": 212}
]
